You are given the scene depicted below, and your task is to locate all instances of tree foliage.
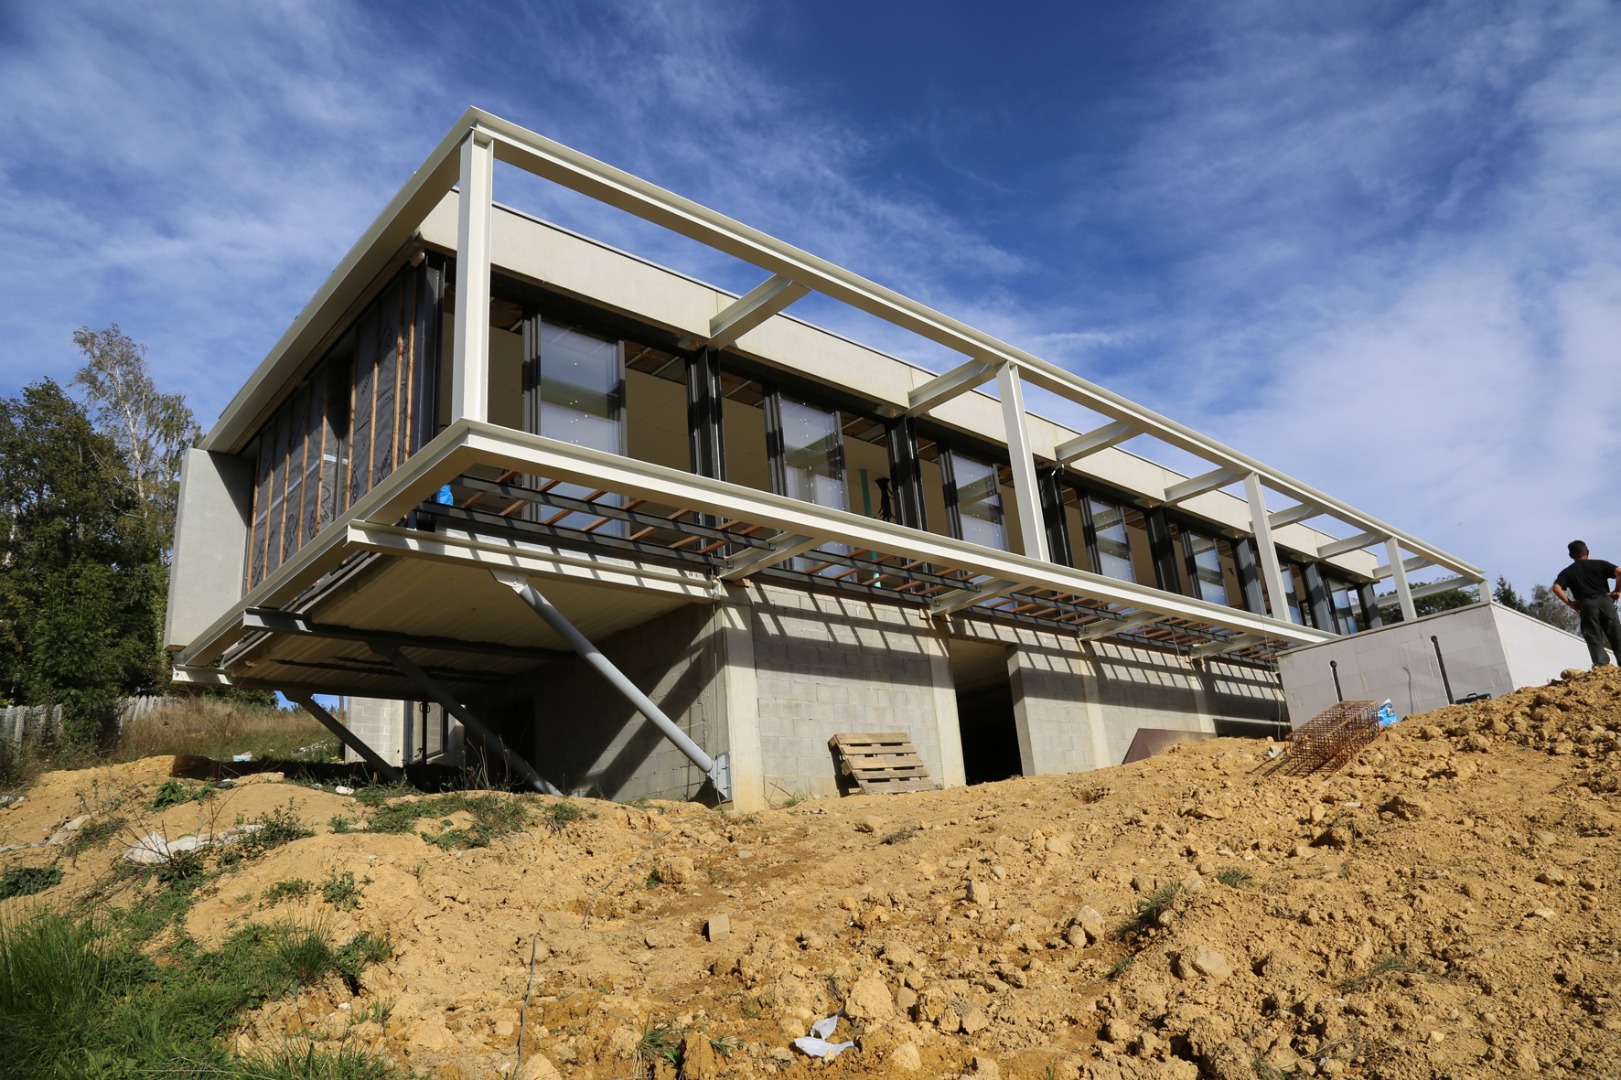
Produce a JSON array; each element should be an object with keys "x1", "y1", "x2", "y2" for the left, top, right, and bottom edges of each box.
[
  {"x1": 71, "y1": 324, "x2": 199, "y2": 557},
  {"x1": 1377, "y1": 586, "x2": 1477, "y2": 623},
  {"x1": 0, "y1": 381, "x2": 165, "y2": 740},
  {"x1": 1530, "y1": 583, "x2": 1580, "y2": 634},
  {"x1": 1493, "y1": 576, "x2": 1532, "y2": 614}
]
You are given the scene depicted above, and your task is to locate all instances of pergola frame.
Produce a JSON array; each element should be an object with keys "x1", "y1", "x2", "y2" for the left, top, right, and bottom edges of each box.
[{"x1": 199, "y1": 107, "x2": 1481, "y2": 656}]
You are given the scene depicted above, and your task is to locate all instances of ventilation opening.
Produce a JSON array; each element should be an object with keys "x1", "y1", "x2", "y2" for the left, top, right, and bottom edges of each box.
[{"x1": 948, "y1": 638, "x2": 1023, "y2": 784}]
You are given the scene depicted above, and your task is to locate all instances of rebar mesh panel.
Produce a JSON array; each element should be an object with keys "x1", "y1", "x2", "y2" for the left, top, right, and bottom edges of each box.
[{"x1": 1276, "y1": 699, "x2": 1382, "y2": 777}]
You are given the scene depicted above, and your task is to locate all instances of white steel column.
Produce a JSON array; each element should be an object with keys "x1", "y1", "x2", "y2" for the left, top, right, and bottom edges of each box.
[
  {"x1": 452, "y1": 131, "x2": 494, "y2": 423},
  {"x1": 1386, "y1": 537, "x2": 1418, "y2": 621},
  {"x1": 1245, "y1": 472, "x2": 1291, "y2": 621},
  {"x1": 996, "y1": 363, "x2": 1050, "y2": 563}
]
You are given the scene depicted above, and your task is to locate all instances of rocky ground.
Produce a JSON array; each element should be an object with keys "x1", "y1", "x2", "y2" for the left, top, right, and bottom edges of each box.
[{"x1": 5, "y1": 667, "x2": 1621, "y2": 1079}]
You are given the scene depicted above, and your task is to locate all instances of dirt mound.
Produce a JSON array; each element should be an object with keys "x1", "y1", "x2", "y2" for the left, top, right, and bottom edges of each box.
[{"x1": 5, "y1": 667, "x2": 1621, "y2": 1078}]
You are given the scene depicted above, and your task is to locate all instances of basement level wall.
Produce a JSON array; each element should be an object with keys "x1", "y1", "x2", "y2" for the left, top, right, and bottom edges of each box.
[{"x1": 347, "y1": 586, "x2": 1290, "y2": 809}]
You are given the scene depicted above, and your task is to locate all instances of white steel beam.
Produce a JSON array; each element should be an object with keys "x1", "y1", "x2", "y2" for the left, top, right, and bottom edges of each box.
[
  {"x1": 929, "y1": 579, "x2": 1022, "y2": 617},
  {"x1": 1269, "y1": 503, "x2": 1324, "y2": 529},
  {"x1": 1078, "y1": 611, "x2": 1160, "y2": 641},
  {"x1": 1373, "y1": 552, "x2": 1430, "y2": 581},
  {"x1": 177, "y1": 419, "x2": 1341, "y2": 672},
  {"x1": 1383, "y1": 538, "x2": 1419, "y2": 621},
  {"x1": 1191, "y1": 632, "x2": 1264, "y2": 659},
  {"x1": 1373, "y1": 575, "x2": 1475, "y2": 607},
  {"x1": 706, "y1": 274, "x2": 810, "y2": 351},
  {"x1": 346, "y1": 522, "x2": 720, "y2": 599},
  {"x1": 1165, "y1": 467, "x2": 1244, "y2": 505},
  {"x1": 718, "y1": 533, "x2": 821, "y2": 580},
  {"x1": 997, "y1": 364, "x2": 1050, "y2": 563},
  {"x1": 1245, "y1": 473, "x2": 1291, "y2": 623},
  {"x1": 907, "y1": 358, "x2": 998, "y2": 416},
  {"x1": 451, "y1": 131, "x2": 495, "y2": 423},
  {"x1": 1055, "y1": 420, "x2": 1136, "y2": 463},
  {"x1": 1317, "y1": 530, "x2": 1385, "y2": 559}
]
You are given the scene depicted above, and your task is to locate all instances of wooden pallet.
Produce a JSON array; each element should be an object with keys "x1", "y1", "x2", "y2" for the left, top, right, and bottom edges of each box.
[{"x1": 829, "y1": 732, "x2": 933, "y2": 795}]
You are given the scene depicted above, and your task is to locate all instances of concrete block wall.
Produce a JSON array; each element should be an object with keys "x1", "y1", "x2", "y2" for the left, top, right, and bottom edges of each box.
[
  {"x1": 345, "y1": 698, "x2": 411, "y2": 767},
  {"x1": 1278, "y1": 602, "x2": 1590, "y2": 725},
  {"x1": 940, "y1": 616, "x2": 1227, "y2": 773},
  {"x1": 344, "y1": 699, "x2": 457, "y2": 768},
  {"x1": 740, "y1": 581, "x2": 962, "y2": 800},
  {"x1": 500, "y1": 603, "x2": 724, "y2": 802}
]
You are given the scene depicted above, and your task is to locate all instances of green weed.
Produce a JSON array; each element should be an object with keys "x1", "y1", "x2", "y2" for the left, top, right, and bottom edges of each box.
[
  {"x1": 151, "y1": 779, "x2": 213, "y2": 811},
  {"x1": 321, "y1": 870, "x2": 365, "y2": 911},
  {"x1": 1115, "y1": 883, "x2": 1182, "y2": 941},
  {"x1": 1215, "y1": 868, "x2": 1252, "y2": 889},
  {"x1": 262, "y1": 879, "x2": 313, "y2": 905},
  {"x1": 0, "y1": 864, "x2": 62, "y2": 899}
]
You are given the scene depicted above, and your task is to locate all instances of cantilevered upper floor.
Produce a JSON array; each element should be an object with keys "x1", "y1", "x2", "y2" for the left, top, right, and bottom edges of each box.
[{"x1": 165, "y1": 108, "x2": 1484, "y2": 705}]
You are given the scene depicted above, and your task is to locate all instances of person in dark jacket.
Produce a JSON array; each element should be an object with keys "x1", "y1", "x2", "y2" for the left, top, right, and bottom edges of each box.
[{"x1": 1552, "y1": 539, "x2": 1621, "y2": 666}]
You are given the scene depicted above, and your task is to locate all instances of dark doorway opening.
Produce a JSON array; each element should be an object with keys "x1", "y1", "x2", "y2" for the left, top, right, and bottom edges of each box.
[{"x1": 948, "y1": 638, "x2": 1023, "y2": 784}]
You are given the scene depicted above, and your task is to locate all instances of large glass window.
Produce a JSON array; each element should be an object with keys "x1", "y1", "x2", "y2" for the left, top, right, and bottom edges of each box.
[
  {"x1": 1185, "y1": 531, "x2": 1229, "y2": 605},
  {"x1": 1281, "y1": 564, "x2": 1306, "y2": 624},
  {"x1": 1329, "y1": 580, "x2": 1360, "y2": 634},
  {"x1": 528, "y1": 322, "x2": 625, "y2": 534},
  {"x1": 774, "y1": 395, "x2": 847, "y2": 512},
  {"x1": 1088, "y1": 497, "x2": 1135, "y2": 582},
  {"x1": 946, "y1": 451, "x2": 1006, "y2": 551},
  {"x1": 768, "y1": 393, "x2": 847, "y2": 572}
]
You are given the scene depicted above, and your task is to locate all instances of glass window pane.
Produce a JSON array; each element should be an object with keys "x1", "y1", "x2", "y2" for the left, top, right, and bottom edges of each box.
[
  {"x1": 1187, "y1": 532, "x2": 1228, "y2": 606},
  {"x1": 778, "y1": 397, "x2": 846, "y2": 511},
  {"x1": 952, "y1": 453, "x2": 1005, "y2": 551},
  {"x1": 538, "y1": 323, "x2": 624, "y2": 534},
  {"x1": 1089, "y1": 498, "x2": 1135, "y2": 582}
]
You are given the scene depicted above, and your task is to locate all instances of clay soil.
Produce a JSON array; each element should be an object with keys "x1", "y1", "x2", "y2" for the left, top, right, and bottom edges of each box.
[{"x1": 5, "y1": 667, "x2": 1621, "y2": 1079}]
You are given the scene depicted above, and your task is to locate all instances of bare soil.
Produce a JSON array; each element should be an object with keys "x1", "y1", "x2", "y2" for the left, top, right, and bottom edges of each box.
[{"x1": 5, "y1": 666, "x2": 1621, "y2": 1079}]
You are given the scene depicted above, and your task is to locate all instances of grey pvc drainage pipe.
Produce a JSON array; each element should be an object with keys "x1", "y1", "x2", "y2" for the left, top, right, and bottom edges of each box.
[{"x1": 506, "y1": 578, "x2": 730, "y2": 799}]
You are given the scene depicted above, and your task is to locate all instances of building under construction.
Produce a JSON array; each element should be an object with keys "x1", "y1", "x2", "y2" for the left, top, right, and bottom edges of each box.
[{"x1": 165, "y1": 109, "x2": 1490, "y2": 809}]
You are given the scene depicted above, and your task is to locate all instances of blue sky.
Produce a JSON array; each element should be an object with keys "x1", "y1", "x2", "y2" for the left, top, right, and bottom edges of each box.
[{"x1": 3, "y1": 0, "x2": 1618, "y2": 600}]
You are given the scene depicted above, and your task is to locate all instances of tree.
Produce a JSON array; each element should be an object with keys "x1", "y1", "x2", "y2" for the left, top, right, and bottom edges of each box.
[
  {"x1": 1530, "y1": 583, "x2": 1580, "y2": 635},
  {"x1": 0, "y1": 381, "x2": 164, "y2": 742},
  {"x1": 71, "y1": 325, "x2": 199, "y2": 557},
  {"x1": 1493, "y1": 576, "x2": 1532, "y2": 614},
  {"x1": 1377, "y1": 586, "x2": 1478, "y2": 623}
]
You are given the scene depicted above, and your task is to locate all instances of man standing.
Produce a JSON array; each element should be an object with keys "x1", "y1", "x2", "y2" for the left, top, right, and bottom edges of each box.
[{"x1": 1552, "y1": 540, "x2": 1621, "y2": 667}]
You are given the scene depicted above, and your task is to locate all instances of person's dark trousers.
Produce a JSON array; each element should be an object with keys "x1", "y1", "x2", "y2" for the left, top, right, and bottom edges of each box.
[{"x1": 1577, "y1": 596, "x2": 1621, "y2": 665}]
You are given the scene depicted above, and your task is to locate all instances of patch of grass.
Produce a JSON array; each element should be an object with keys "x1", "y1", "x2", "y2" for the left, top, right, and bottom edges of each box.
[
  {"x1": 0, "y1": 864, "x2": 62, "y2": 899},
  {"x1": 1107, "y1": 954, "x2": 1134, "y2": 980},
  {"x1": 321, "y1": 870, "x2": 366, "y2": 911},
  {"x1": 328, "y1": 815, "x2": 354, "y2": 834},
  {"x1": 639, "y1": 1022, "x2": 682, "y2": 1069},
  {"x1": 156, "y1": 848, "x2": 206, "y2": 888},
  {"x1": 1340, "y1": 952, "x2": 1423, "y2": 992},
  {"x1": 776, "y1": 792, "x2": 808, "y2": 809},
  {"x1": 1115, "y1": 883, "x2": 1182, "y2": 941},
  {"x1": 0, "y1": 909, "x2": 399, "y2": 1078},
  {"x1": 262, "y1": 879, "x2": 313, "y2": 905},
  {"x1": 544, "y1": 800, "x2": 589, "y2": 832},
  {"x1": 1215, "y1": 868, "x2": 1252, "y2": 889},
  {"x1": 151, "y1": 778, "x2": 213, "y2": 812},
  {"x1": 117, "y1": 696, "x2": 336, "y2": 764},
  {"x1": 230, "y1": 803, "x2": 315, "y2": 862},
  {"x1": 354, "y1": 780, "x2": 419, "y2": 808},
  {"x1": 643, "y1": 869, "x2": 664, "y2": 890}
]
